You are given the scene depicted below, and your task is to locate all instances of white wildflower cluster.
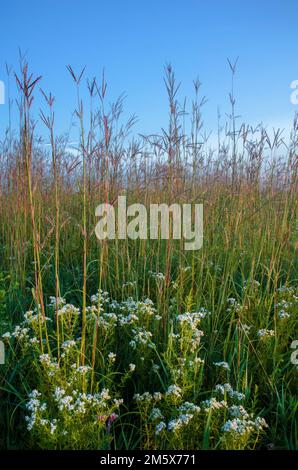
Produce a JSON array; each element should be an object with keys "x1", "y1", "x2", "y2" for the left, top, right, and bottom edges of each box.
[
  {"x1": 257, "y1": 329, "x2": 275, "y2": 339},
  {"x1": 155, "y1": 421, "x2": 167, "y2": 435},
  {"x1": 53, "y1": 386, "x2": 113, "y2": 414},
  {"x1": 85, "y1": 295, "x2": 161, "y2": 336},
  {"x1": 75, "y1": 365, "x2": 92, "y2": 374},
  {"x1": 2, "y1": 307, "x2": 53, "y2": 343},
  {"x1": 168, "y1": 413, "x2": 194, "y2": 431},
  {"x1": 88, "y1": 310, "x2": 118, "y2": 329},
  {"x1": 241, "y1": 323, "x2": 251, "y2": 334},
  {"x1": 201, "y1": 397, "x2": 228, "y2": 412},
  {"x1": 61, "y1": 340, "x2": 76, "y2": 351},
  {"x1": 134, "y1": 391, "x2": 163, "y2": 403},
  {"x1": 108, "y1": 352, "x2": 116, "y2": 363},
  {"x1": 277, "y1": 286, "x2": 296, "y2": 294},
  {"x1": 150, "y1": 407, "x2": 164, "y2": 421},
  {"x1": 90, "y1": 289, "x2": 110, "y2": 306},
  {"x1": 130, "y1": 327, "x2": 154, "y2": 349},
  {"x1": 114, "y1": 398, "x2": 124, "y2": 407},
  {"x1": 228, "y1": 405, "x2": 250, "y2": 419},
  {"x1": 134, "y1": 392, "x2": 154, "y2": 403},
  {"x1": 222, "y1": 416, "x2": 268, "y2": 435},
  {"x1": 177, "y1": 309, "x2": 210, "y2": 326},
  {"x1": 277, "y1": 310, "x2": 290, "y2": 319},
  {"x1": 165, "y1": 384, "x2": 182, "y2": 398},
  {"x1": 39, "y1": 354, "x2": 52, "y2": 366},
  {"x1": 25, "y1": 384, "x2": 122, "y2": 437},
  {"x1": 213, "y1": 361, "x2": 230, "y2": 371},
  {"x1": 227, "y1": 298, "x2": 241, "y2": 313},
  {"x1": 169, "y1": 332, "x2": 180, "y2": 340},
  {"x1": 137, "y1": 298, "x2": 157, "y2": 317},
  {"x1": 11, "y1": 325, "x2": 29, "y2": 340},
  {"x1": 49, "y1": 296, "x2": 66, "y2": 309},
  {"x1": 149, "y1": 271, "x2": 166, "y2": 282},
  {"x1": 39, "y1": 354, "x2": 59, "y2": 376},
  {"x1": 275, "y1": 299, "x2": 293, "y2": 320},
  {"x1": 215, "y1": 383, "x2": 245, "y2": 401},
  {"x1": 100, "y1": 297, "x2": 161, "y2": 326},
  {"x1": 155, "y1": 401, "x2": 201, "y2": 436},
  {"x1": 275, "y1": 286, "x2": 298, "y2": 320},
  {"x1": 153, "y1": 392, "x2": 163, "y2": 402},
  {"x1": 85, "y1": 306, "x2": 98, "y2": 321},
  {"x1": 176, "y1": 311, "x2": 206, "y2": 352},
  {"x1": 118, "y1": 312, "x2": 139, "y2": 326},
  {"x1": 24, "y1": 310, "x2": 52, "y2": 325},
  {"x1": 25, "y1": 390, "x2": 47, "y2": 431},
  {"x1": 116, "y1": 297, "x2": 138, "y2": 313},
  {"x1": 178, "y1": 402, "x2": 201, "y2": 413},
  {"x1": 2, "y1": 331, "x2": 12, "y2": 340},
  {"x1": 30, "y1": 337, "x2": 39, "y2": 345},
  {"x1": 57, "y1": 304, "x2": 80, "y2": 317},
  {"x1": 189, "y1": 357, "x2": 205, "y2": 367}
]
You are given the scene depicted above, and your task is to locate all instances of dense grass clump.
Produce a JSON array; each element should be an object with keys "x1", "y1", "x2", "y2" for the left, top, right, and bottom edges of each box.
[{"x1": 0, "y1": 59, "x2": 297, "y2": 450}]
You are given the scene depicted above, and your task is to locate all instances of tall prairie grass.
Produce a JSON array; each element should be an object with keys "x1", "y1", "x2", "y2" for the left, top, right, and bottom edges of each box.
[{"x1": 0, "y1": 59, "x2": 297, "y2": 450}]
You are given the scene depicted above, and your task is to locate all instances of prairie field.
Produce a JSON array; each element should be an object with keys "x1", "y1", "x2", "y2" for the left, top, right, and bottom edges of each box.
[{"x1": 0, "y1": 60, "x2": 297, "y2": 451}]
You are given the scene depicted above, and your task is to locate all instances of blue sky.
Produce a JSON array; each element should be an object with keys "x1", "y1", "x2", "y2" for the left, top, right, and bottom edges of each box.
[{"x1": 0, "y1": 0, "x2": 297, "y2": 141}]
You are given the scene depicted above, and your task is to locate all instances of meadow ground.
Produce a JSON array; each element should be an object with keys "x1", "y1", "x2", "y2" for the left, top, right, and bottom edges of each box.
[{"x1": 0, "y1": 61, "x2": 297, "y2": 450}]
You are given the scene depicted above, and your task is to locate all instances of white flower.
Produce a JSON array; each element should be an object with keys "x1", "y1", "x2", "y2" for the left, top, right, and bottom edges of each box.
[
  {"x1": 149, "y1": 271, "x2": 165, "y2": 282},
  {"x1": 242, "y1": 324, "x2": 251, "y2": 334},
  {"x1": 129, "y1": 363, "x2": 136, "y2": 372},
  {"x1": 230, "y1": 390, "x2": 245, "y2": 401},
  {"x1": 278, "y1": 310, "x2": 290, "y2": 319},
  {"x1": 178, "y1": 402, "x2": 201, "y2": 413},
  {"x1": 134, "y1": 392, "x2": 152, "y2": 402},
  {"x1": 54, "y1": 387, "x2": 66, "y2": 401},
  {"x1": 168, "y1": 419, "x2": 183, "y2": 432},
  {"x1": 153, "y1": 392, "x2": 163, "y2": 402},
  {"x1": 50, "y1": 421, "x2": 57, "y2": 434},
  {"x1": 100, "y1": 388, "x2": 111, "y2": 401},
  {"x1": 155, "y1": 421, "x2": 166, "y2": 435},
  {"x1": 229, "y1": 405, "x2": 249, "y2": 419},
  {"x1": 215, "y1": 383, "x2": 233, "y2": 395},
  {"x1": 12, "y1": 325, "x2": 29, "y2": 340},
  {"x1": 57, "y1": 304, "x2": 80, "y2": 317},
  {"x1": 215, "y1": 383, "x2": 244, "y2": 401},
  {"x1": 108, "y1": 352, "x2": 116, "y2": 363},
  {"x1": 29, "y1": 389, "x2": 41, "y2": 399},
  {"x1": 168, "y1": 414, "x2": 193, "y2": 432},
  {"x1": 61, "y1": 340, "x2": 76, "y2": 350},
  {"x1": 201, "y1": 397, "x2": 227, "y2": 411},
  {"x1": 91, "y1": 289, "x2": 110, "y2": 306},
  {"x1": 222, "y1": 415, "x2": 268, "y2": 435},
  {"x1": 114, "y1": 398, "x2": 124, "y2": 407},
  {"x1": 165, "y1": 385, "x2": 182, "y2": 398},
  {"x1": 213, "y1": 361, "x2": 230, "y2": 371},
  {"x1": 76, "y1": 365, "x2": 92, "y2": 374},
  {"x1": 49, "y1": 296, "x2": 65, "y2": 308},
  {"x1": 227, "y1": 298, "x2": 241, "y2": 312},
  {"x1": 150, "y1": 407, "x2": 164, "y2": 421},
  {"x1": 257, "y1": 329, "x2": 275, "y2": 338},
  {"x1": 29, "y1": 337, "x2": 39, "y2": 344},
  {"x1": 39, "y1": 354, "x2": 51, "y2": 366},
  {"x1": 2, "y1": 332, "x2": 11, "y2": 339}
]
